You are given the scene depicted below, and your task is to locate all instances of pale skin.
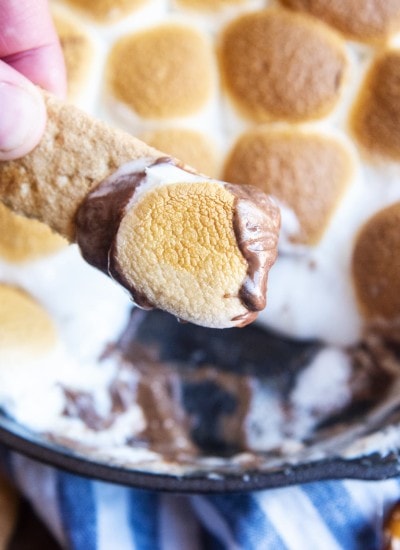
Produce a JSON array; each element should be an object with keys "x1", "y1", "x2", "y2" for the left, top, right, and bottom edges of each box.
[{"x1": 0, "y1": 0, "x2": 66, "y2": 161}]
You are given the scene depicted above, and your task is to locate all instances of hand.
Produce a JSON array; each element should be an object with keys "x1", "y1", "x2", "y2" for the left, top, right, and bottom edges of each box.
[{"x1": 0, "y1": 0, "x2": 66, "y2": 161}]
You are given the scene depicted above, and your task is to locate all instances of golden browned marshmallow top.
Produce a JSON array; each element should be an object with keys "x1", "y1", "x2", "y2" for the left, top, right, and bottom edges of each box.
[
  {"x1": 224, "y1": 129, "x2": 353, "y2": 244},
  {"x1": 116, "y1": 182, "x2": 249, "y2": 322},
  {"x1": 107, "y1": 24, "x2": 215, "y2": 119},
  {"x1": 140, "y1": 128, "x2": 219, "y2": 178},
  {"x1": 0, "y1": 285, "x2": 57, "y2": 365},
  {"x1": 76, "y1": 158, "x2": 280, "y2": 328},
  {"x1": 352, "y1": 202, "x2": 400, "y2": 321},
  {"x1": 62, "y1": 0, "x2": 148, "y2": 23},
  {"x1": 0, "y1": 203, "x2": 66, "y2": 263},
  {"x1": 280, "y1": 0, "x2": 400, "y2": 43},
  {"x1": 177, "y1": 0, "x2": 247, "y2": 10},
  {"x1": 218, "y1": 9, "x2": 347, "y2": 122},
  {"x1": 351, "y1": 50, "x2": 400, "y2": 161},
  {"x1": 53, "y1": 8, "x2": 95, "y2": 101}
]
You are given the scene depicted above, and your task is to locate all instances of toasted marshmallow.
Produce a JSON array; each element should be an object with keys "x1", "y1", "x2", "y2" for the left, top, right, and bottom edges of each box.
[
  {"x1": 0, "y1": 203, "x2": 66, "y2": 263},
  {"x1": 177, "y1": 0, "x2": 248, "y2": 10},
  {"x1": 0, "y1": 285, "x2": 57, "y2": 364},
  {"x1": 218, "y1": 9, "x2": 348, "y2": 122},
  {"x1": 53, "y1": 6, "x2": 96, "y2": 102},
  {"x1": 224, "y1": 128, "x2": 354, "y2": 245},
  {"x1": 140, "y1": 128, "x2": 220, "y2": 178},
  {"x1": 352, "y1": 202, "x2": 400, "y2": 322},
  {"x1": 61, "y1": 0, "x2": 149, "y2": 23},
  {"x1": 106, "y1": 23, "x2": 215, "y2": 119},
  {"x1": 351, "y1": 49, "x2": 400, "y2": 161},
  {"x1": 281, "y1": 0, "x2": 400, "y2": 44},
  {"x1": 0, "y1": 285, "x2": 66, "y2": 427}
]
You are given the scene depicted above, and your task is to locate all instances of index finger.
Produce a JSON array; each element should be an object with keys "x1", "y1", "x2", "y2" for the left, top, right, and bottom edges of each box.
[{"x1": 0, "y1": 0, "x2": 66, "y2": 96}]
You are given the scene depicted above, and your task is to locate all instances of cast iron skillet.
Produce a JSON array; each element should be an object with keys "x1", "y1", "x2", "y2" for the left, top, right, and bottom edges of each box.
[{"x1": 0, "y1": 309, "x2": 399, "y2": 493}]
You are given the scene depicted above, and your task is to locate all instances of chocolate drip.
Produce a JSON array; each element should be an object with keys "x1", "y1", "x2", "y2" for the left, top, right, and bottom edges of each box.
[
  {"x1": 75, "y1": 170, "x2": 145, "y2": 273},
  {"x1": 63, "y1": 389, "x2": 110, "y2": 430},
  {"x1": 226, "y1": 184, "x2": 280, "y2": 320},
  {"x1": 75, "y1": 158, "x2": 174, "y2": 309},
  {"x1": 134, "y1": 377, "x2": 196, "y2": 457}
]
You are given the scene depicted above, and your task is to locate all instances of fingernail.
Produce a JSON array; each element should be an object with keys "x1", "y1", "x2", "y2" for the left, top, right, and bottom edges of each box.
[{"x1": 0, "y1": 82, "x2": 41, "y2": 154}]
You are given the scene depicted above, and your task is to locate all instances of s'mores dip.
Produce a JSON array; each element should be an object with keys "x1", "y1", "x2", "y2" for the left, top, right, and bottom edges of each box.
[{"x1": 2, "y1": 0, "x2": 400, "y2": 475}]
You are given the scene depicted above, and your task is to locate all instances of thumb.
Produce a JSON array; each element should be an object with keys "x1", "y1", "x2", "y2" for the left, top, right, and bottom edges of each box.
[{"x1": 0, "y1": 60, "x2": 46, "y2": 161}]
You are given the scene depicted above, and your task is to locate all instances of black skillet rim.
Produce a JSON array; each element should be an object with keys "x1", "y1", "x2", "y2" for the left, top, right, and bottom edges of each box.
[{"x1": 0, "y1": 414, "x2": 399, "y2": 494}]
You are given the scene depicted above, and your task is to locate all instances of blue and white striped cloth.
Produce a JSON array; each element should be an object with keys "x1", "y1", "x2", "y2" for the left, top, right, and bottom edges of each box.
[{"x1": 3, "y1": 448, "x2": 400, "y2": 549}]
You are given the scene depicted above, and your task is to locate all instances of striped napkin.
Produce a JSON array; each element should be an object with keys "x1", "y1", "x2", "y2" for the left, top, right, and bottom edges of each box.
[{"x1": 1, "y1": 447, "x2": 400, "y2": 550}]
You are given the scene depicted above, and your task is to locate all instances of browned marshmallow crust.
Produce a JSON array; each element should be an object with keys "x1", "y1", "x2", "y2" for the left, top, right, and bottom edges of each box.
[
  {"x1": 280, "y1": 0, "x2": 400, "y2": 43},
  {"x1": 224, "y1": 129, "x2": 353, "y2": 244},
  {"x1": 63, "y1": 0, "x2": 147, "y2": 23},
  {"x1": 352, "y1": 202, "x2": 400, "y2": 322},
  {"x1": 107, "y1": 24, "x2": 214, "y2": 119},
  {"x1": 219, "y1": 9, "x2": 347, "y2": 122},
  {"x1": 351, "y1": 50, "x2": 400, "y2": 161}
]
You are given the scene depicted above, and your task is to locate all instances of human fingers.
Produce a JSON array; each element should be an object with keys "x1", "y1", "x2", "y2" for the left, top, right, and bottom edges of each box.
[
  {"x1": 0, "y1": 60, "x2": 46, "y2": 161},
  {"x1": 0, "y1": 0, "x2": 66, "y2": 96}
]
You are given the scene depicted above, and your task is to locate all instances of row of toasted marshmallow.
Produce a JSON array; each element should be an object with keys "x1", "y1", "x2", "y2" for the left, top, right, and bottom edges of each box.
[
  {"x1": 53, "y1": 6, "x2": 400, "y2": 165},
  {"x1": 56, "y1": 0, "x2": 400, "y2": 46}
]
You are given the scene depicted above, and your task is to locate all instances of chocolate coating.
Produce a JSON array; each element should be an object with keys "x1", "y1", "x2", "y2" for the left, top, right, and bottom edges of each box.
[
  {"x1": 75, "y1": 161, "x2": 158, "y2": 309},
  {"x1": 227, "y1": 184, "x2": 280, "y2": 322},
  {"x1": 75, "y1": 168, "x2": 145, "y2": 273}
]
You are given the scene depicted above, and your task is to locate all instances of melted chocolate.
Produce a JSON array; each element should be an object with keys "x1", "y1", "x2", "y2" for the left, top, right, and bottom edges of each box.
[
  {"x1": 75, "y1": 169, "x2": 145, "y2": 274},
  {"x1": 63, "y1": 389, "x2": 110, "y2": 430},
  {"x1": 75, "y1": 159, "x2": 169, "y2": 309},
  {"x1": 226, "y1": 184, "x2": 280, "y2": 322},
  {"x1": 134, "y1": 377, "x2": 196, "y2": 457},
  {"x1": 56, "y1": 309, "x2": 399, "y2": 468}
]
